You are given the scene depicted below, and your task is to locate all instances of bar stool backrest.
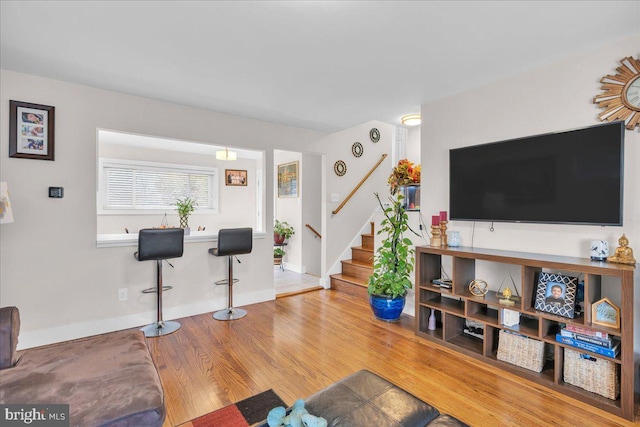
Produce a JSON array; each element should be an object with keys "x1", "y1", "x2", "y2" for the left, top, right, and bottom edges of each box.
[
  {"x1": 137, "y1": 228, "x2": 185, "y2": 261},
  {"x1": 215, "y1": 227, "x2": 253, "y2": 256}
]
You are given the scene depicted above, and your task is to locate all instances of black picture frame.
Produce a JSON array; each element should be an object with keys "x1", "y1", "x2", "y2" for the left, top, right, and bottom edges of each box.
[
  {"x1": 533, "y1": 272, "x2": 578, "y2": 318},
  {"x1": 9, "y1": 100, "x2": 55, "y2": 161}
]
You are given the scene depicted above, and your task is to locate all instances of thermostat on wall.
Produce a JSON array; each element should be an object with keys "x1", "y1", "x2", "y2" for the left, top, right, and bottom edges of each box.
[{"x1": 49, "y1": 187, "x2": 64, "y2": 198}]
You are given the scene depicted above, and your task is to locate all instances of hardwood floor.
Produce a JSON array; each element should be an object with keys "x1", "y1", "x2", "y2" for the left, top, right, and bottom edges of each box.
[{"x1": 146, "y1": 289, "x2": 639, "y2": 427}]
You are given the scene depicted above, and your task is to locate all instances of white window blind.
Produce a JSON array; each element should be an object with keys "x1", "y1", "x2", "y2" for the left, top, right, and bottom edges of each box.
[{"x1": 100, "y1": 159, "x2": 217, "y2": 212}]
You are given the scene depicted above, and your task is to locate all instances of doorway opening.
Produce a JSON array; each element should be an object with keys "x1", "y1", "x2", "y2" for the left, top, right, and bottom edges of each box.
[{"x1": 273, "y1": 149, "x2": 324, "y2": 296}]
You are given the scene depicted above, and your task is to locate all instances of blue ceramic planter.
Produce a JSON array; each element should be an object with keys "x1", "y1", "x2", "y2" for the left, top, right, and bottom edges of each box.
[{"x1": 369, "y1": 294, "x2": 406, "y2": 321}]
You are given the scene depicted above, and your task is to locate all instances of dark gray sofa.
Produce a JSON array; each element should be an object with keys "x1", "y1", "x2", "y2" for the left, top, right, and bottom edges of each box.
[{"x1": 0, "y1": 306, "x2": 165, "y2": 427}]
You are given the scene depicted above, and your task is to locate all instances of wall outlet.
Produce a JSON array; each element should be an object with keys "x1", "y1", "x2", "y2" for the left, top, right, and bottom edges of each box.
[{"x1": 118, "y1": 288, "x2": 128, "y2": 301}]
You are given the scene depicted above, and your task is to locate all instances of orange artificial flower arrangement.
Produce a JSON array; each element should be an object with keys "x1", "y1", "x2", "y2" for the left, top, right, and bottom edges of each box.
[{"x1": 388, "y1": 159, "x2": 421, "y2": 195}]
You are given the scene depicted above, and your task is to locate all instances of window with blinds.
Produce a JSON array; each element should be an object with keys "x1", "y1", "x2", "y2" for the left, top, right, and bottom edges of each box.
[{"x1": 99, "y1": 159, "x2": 218, "y2": 213}]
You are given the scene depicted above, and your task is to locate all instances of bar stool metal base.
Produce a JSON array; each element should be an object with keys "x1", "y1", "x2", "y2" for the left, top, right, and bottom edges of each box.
[
  {"x1": 140, "y1": 320, "x2": 181, "y2": 337},
  {"x1": 213, "y1": 308, "x2": 247, "y2": 321}
]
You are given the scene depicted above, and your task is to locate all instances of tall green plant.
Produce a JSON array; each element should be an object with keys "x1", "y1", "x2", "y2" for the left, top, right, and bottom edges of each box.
[{"x1": 368, "y1": 193, "x2": 417, "y2": 298}]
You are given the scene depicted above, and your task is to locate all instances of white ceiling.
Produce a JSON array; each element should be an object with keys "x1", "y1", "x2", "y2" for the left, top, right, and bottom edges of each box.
[{"x1": 1, "y1": 1, "x2": 638, "y2": 133}]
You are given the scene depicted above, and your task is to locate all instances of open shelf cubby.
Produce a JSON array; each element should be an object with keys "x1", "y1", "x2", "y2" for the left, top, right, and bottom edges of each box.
[{"x1": 414, "y1": 246, "x2": 636, "y2": 421}]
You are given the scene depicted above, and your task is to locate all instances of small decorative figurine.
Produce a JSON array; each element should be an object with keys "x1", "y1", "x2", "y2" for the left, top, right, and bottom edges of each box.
[
  {"x1": 496, "y1": 271, "x2": 520, "y2": 306},
  {"x1": 468, "y1": 279, "x2": 488, "y2": 297},
  {"x1": 607, "y1": 234, "x2": 636, "y2": 265},
  {"x1": 499, "y1": 287, "x2": 516, "y2": 306}
]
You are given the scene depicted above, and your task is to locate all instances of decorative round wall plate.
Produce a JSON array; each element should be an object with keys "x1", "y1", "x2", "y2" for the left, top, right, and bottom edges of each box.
[
  {"x1": 594, "y1": 56, "x2": 640, "y2": 130},
  {"x1": 369, "y1": 128, "x2": 380, "y2": 143},
  {"x1": 352, "y1": 142, "x2": 363, "y2": 157},
  {"x1": 334, "y1": 160, "x2": 347, "y2": 176}
]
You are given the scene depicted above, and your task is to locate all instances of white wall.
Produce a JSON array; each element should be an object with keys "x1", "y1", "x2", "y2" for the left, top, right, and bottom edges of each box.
[
  {"x1": 0, "y1": 70, "x2": 324, "y2": 348},
  {"x1": 274, "y1": 150, "x2": 303, "y2": 271},
  {"x1": 310, "y1": 120, "x2": 395, "y2": 276},
  {"x1": 405, "y1": 126, "x2": 420, "y2": 163},
  {"x1": 301, "y1": 153, "x2": 322, "y2": 276},
  {"x1": 419, "y1": 35, "x2": 640, "y2": 360}
]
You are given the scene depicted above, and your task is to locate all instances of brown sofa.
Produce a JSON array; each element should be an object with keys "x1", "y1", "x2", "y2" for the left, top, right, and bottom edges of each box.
[{"x1": 0, "y1": 307, "x2": 165, "y2": 427}]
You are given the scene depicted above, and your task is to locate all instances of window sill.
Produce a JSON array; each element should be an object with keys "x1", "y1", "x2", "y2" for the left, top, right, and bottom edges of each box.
[{"x1": 97, "y1": 230, "x2": 265, "y2": 248}]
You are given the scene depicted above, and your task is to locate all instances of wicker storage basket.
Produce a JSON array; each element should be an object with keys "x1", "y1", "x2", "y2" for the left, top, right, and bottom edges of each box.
[
  {"x1": 497, "y1": 330, "x2": 545, "y2": 372},
  {"x1": 563, "y1": 348, "x2": 620, "y2": 400}
]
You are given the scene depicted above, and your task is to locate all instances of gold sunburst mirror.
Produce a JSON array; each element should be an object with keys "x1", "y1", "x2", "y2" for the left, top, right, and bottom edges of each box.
[{"x1": 593, "y1": 56, "x2": 640, "y2": 130}]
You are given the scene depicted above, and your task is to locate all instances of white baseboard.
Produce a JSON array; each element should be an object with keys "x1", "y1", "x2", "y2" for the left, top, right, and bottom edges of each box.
[
  {"x1": 319, "y1": 276, "x2": 329, "y2": 289},
  {"x1": 403, "y1": 299, "x2": 416, "y2": 317},
  {"x1": 17, "y1": 288, "x2": 276, "y2": 350},
  {"x1": 282, "y1": 262, "x2": 304, "y2": 273}
]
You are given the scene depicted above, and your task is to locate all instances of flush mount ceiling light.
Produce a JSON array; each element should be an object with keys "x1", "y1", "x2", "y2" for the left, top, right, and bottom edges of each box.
[
  {"x1": 401, "y1": 114, "x2": 421, "y2": 126},
  {"x1": 216, "y1": 147, "x2": 237, "y2": 161}
]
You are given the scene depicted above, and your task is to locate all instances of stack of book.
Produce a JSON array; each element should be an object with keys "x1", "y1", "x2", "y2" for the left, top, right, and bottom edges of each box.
[{"x1": 555, "y1": 325, "x2": 619, "y2": 358}]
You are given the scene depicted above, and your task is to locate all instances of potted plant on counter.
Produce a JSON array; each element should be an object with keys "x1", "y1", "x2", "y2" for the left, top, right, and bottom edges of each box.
[
  {"x1": 175, "y1": 197, "x2": 197, "y2": 235},
  {"x1": 274, "y1": 219, "x2": 294, "y2": 245},
  {"x1": 367, "y1": 192, "x2": 417, "y2": 321}
]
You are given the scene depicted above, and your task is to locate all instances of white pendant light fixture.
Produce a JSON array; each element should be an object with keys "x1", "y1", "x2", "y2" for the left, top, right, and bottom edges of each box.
[
  {"x1": 216, "y1": 147, "x2": 237, "y2": 161},
  {"x1": 401, "y1": 114, "x2": 421, "y2": 126}
]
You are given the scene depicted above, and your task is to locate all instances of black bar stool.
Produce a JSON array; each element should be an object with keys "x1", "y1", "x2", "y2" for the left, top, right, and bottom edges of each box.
[
  {"x1": 135, "y1": 228, "x2": 184, "y2": 337},
  {"x1": 208, "y1": 227, "x2": 253, "y2": 321}
]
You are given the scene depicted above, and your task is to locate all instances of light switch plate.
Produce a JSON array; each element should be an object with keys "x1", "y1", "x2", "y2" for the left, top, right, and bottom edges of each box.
[{"x1": 330, "y1": 193, "x2": 340, "y2": 202}]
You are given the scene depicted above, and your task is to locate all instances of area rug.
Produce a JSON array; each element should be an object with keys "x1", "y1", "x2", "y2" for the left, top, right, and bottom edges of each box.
[{"x1": 177, "y1": 389, "x2": 286, "y2": 427}]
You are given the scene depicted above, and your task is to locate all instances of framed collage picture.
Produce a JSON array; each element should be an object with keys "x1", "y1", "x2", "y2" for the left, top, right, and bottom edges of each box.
[{"x1": 9, "y1": 100, "x2": 55, "y2": 161}]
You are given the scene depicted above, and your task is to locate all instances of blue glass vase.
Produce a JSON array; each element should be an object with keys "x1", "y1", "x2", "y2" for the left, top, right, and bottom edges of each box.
[{"x1": 369, "y1": 294, "x2": 406, "y2": 321}]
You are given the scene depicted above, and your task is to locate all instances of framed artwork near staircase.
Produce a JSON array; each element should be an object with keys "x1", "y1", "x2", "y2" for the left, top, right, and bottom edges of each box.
[{"x1": 278, "y1": 161, "x2": 298, "y2": 197}]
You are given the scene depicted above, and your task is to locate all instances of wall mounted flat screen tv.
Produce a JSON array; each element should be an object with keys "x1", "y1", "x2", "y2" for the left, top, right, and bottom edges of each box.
[{"x1": 449, "y1": 122, "x2": 624, "y2": 226}]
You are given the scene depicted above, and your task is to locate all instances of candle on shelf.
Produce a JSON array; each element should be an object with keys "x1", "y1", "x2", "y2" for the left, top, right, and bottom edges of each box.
[
  {"x1": 432, "y1": 215, "x2": 440, "y2": 226},
  {"x1": 440, "y1": 211, "x2": 447, "y2": 222}
]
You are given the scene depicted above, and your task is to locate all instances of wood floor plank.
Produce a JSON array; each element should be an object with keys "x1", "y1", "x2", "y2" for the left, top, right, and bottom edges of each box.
[{"x1": 145, "y1": 290, "x2": 638, "y2": 427}]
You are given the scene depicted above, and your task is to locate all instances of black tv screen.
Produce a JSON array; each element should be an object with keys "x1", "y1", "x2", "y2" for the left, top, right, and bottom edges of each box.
[{"x1": 449, "y1": 122, "x2": 624, "y2": 226}]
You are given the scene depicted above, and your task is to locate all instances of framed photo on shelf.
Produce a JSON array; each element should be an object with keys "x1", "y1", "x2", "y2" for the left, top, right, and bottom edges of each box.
[
  {"x1": 591, "y1": 297, "x2": 620, "y2": 329},
  {"x1": 277, "y1": 160, "x2": 298, "y2": 197},
  {"x1": 225, "y1": 169, "x2": 247, "y2": 186},
  {"x1": 9, "y1": 100, "x2": 55, "y2": 161},
  {"x1": 533, "y1": 272, "x2": 578, "y2": 318}
]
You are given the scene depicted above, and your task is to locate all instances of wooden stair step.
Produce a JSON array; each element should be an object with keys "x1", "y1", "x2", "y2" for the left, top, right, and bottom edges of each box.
[
  {"x1": 330, "y1": 273, "x2": 367, "y2": 287},
  {"x1": 361, "y1": 234, "x2": 374, "y2": 250},
  {"x1": 351, "y1": 246, "x2": 373, "y2": 264},
  {"x1": 329, "y1": 273, "x2": 369, "y2": 298},
  {"x1": 340, "y1": 259, "x2": 373, "y2": 281}
]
